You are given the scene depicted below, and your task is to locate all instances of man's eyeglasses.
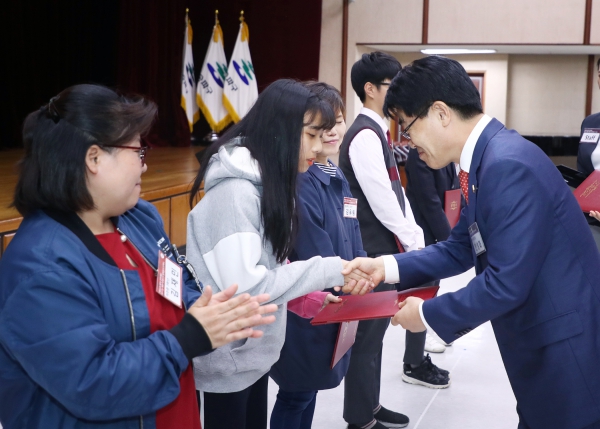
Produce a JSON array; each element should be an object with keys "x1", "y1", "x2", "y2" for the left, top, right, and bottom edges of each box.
[
  {"x1": 399, "y1": 105, "x2": 431, "y2": 141},
  {"x1": 102, "y1": 143, "x2": 149, "y2": 166}
]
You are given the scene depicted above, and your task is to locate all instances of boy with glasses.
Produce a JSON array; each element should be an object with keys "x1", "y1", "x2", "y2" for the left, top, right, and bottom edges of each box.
[{"x1": 339, "y1": 52, "x2": 449, "y2": 429}]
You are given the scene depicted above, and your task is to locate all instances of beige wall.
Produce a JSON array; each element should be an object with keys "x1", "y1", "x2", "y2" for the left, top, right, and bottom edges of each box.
[
  {"x1": 318, "y1": 0, "x2": 343, "y2": 89},
  {"x1": 318, "y1": 0, "x2": 599, "y2": 136},
  {"x1": 591, "y1": 0, "x2": 600, "y2": 44},
  {"x1": 593, "y1": 56, "x2": 600, "y2": 115},
  {"x1": 429, "y1": 0, "x2": 586, "y2": 44},
  {"x1": 507, "y1": 56, "x2": 588, "y2": 136}
]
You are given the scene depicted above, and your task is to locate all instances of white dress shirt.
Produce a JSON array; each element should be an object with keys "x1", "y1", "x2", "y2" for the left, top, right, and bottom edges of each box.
[
  {"x1": 381, "y1": 114, "x2": 492, "y2": 344},
  {"x1": 349, "y1": 107, "x2": 425, "y2": 252}
]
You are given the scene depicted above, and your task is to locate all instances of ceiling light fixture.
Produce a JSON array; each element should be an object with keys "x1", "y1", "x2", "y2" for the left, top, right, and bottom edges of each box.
[{"x1": 420, "y1": 49, "x2": 497, "y2": 55}]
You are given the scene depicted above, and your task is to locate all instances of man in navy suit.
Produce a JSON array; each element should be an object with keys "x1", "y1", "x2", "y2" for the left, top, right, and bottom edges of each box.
[{"x1": 343, "y1": 56, "x2": 600, "y2": 429}]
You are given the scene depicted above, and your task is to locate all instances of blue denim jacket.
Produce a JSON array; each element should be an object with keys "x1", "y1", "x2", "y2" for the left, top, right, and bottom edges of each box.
[{"x1": 0, "y1": 200, "x2": 201, "y2": 429}]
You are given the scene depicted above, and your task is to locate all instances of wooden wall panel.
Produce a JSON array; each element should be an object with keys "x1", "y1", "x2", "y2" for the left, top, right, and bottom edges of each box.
[
  {"x1": 349, "y1": 0, "x2": 422, "y2": 44},
  {"x1": 2, "y1": 233, "x2": 15, "y2": 255},
  {"x1": 428, "y1": 0, "x2": 586, "y2": 44},
  {"x1": 151, "y1": 198, "x2": 171, "y2": 237},
  {"x1": 170, "y1": 194, "x2": 190, "y2": 248}
]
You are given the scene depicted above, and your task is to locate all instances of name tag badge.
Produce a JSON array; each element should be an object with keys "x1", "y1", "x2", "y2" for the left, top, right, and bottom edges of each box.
[
  {"x1": 580, "y1": 128, "x2": 600, "y2": 144},
  {"x1": 156, "y1": 251, "x2": 183, "y2": 308},
  {"x1": 468, "y1": 222, "x2": 486, "y2": 256},
  {"x1": 343, "y1": 197, "x2": 358, "y2": 218}
]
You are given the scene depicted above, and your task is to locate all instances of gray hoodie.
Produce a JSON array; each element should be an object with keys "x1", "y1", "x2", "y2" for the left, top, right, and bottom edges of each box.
[{"x1": 187, "y1": 141, "x2": 344, "y2": 393}]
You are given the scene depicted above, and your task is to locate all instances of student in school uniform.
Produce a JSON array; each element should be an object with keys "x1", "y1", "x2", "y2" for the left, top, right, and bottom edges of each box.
[
  {"x1": 339, "y1": 51, "x2": 449, "y2": 429},
  {"x1": 270, "y1": 82, "x2": 367, "y2": 429}
]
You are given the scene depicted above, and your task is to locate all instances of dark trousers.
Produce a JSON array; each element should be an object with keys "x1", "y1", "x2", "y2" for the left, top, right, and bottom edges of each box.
[
  {"x1": 270, "y1": 389, "x2": 318, "y2": 429},
  {"x1": 343, "y1": 282, "x2": 426, "y2": 425},
  {"x1": 202, "y1": 373, "x2": 269, "y2": 429}
]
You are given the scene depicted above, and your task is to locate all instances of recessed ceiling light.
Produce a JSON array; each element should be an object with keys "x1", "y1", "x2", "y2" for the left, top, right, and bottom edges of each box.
[{"x1": 420, "y1": 49, "x2": 497, "y2": 55}]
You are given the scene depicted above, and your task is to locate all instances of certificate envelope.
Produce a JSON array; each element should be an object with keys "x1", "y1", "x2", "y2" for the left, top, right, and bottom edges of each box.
[
  {"x1": 311, "y1": 286, "x2": 440, "y2": 326},
  {"x1": 330, "y1": 320, "x2": 359, "y2": 369},
  {"x1": 444, "y1": 189, "x2": 462, "y2": 229},
  {"x1": 574, "y1": 170, "x2": 600, "y2": 213}
]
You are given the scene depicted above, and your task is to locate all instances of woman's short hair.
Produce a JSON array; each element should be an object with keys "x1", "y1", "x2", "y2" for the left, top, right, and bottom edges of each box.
[
  {"x1": 13, "y1": 84, "x2": 157, "y2": 216},
  {"x1": 304, "y1": 81, "x2": 345, "y2": 117}
]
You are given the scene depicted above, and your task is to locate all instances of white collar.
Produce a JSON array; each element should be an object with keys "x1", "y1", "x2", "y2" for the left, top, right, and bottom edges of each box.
[
  {"x1": 459, "y1": 114, "x2": 492, "y2": 173},
  {"x1": 360, "y1": 107, "x2": 389, "y2": 135}
]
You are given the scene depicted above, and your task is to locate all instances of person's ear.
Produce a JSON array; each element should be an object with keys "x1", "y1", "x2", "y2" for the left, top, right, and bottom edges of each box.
[
  {"x1": 363, "y1": 82, "x2": 376, "y2": 101},
  {"x1": 431, "y1": 101, "x2": 452, "y2": 128},
  {"x1": 85, "y1": 145, "x2": 102, "y2": 174}
]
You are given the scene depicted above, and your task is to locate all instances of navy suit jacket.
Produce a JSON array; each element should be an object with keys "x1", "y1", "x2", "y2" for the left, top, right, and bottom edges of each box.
[
  {"x1": 393, "y1": 119, "x2": 600, "y2": 429},
  {"x1": 405, "y1": 147, "x2": 461, "y2": 246}
]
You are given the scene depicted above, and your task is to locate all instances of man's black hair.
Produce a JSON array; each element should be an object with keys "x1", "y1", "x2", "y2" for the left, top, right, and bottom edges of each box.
[
  {"x1": 351, "y1": 52, "x2": 401, "y2": 103},
  {"x1": 384, "y1": 56, "x2": 483, "y2": 122}
]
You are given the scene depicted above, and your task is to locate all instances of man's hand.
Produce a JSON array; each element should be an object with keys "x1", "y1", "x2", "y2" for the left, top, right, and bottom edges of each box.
[
  {"x1": 590, "y1": 210, "x2": 600, "y2": 222},
  {"x1": 340, "y1": 257, "x2": 385, "y2": 294},
  {"x1": 391, "y1": 296, "x2": 426, "y2": 332},
  {"x1": 188, "y1": 284, "x2": 277, "y2": 349}
]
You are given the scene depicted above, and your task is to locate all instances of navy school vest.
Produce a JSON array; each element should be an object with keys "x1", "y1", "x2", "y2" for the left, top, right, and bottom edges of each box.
[{"x1": 339, "y1": 114, "x2": 406, "y2": 256}]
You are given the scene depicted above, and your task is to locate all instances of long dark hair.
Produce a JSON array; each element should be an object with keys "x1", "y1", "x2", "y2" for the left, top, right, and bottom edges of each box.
[
  {"x1": 190, "y1": 79, "x2": 335, "y2": 263},
  {"x1": 13, "y1": 84, "x2": 156, "y2": 217}
]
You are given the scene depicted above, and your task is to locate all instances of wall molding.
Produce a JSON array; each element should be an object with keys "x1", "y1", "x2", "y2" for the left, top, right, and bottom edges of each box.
[
  {"x1": 422, "y1": 0, "x2": 429, "y2": 44},
  {"x1": 584, "y1": 0, "x2": 592, "y2": 44}
]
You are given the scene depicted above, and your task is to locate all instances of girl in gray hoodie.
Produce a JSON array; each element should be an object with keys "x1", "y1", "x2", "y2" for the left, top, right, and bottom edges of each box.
[{"x1": 186, "y1": 79, "x2": 370, "y2": 429}]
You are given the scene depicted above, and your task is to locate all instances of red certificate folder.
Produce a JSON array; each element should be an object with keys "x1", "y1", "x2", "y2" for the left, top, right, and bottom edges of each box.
[
  {"x1": 311, "y1": 286, "x2": 440, "y2": 326},
  {"x1": 574, "y1": 170, "x2": 600, "y2": 213},
  {"x1": 444, "y1": 189, "x2": 462, "y2": 228},
  {"x1": 330, "y1": 320, "x2": 359, "y2": 369}
]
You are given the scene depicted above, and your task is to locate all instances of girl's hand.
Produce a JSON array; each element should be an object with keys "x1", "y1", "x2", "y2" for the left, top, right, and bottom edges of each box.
[
  {"x1": 590, "y1": 210, "x2": 600, "y2": 222},
  {"x1": 321, "y1": 293, "x2": 342, "y2": 310}
]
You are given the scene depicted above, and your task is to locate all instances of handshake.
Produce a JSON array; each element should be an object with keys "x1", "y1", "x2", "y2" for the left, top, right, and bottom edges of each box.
[{"x1": 339, "y1": 256, "x2": 386, "y2": 295}]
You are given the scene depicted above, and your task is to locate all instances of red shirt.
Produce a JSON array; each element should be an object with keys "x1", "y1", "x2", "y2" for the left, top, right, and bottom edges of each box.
[{"x1": 96, "y1": 231, "x2": 200, "y2": 429}]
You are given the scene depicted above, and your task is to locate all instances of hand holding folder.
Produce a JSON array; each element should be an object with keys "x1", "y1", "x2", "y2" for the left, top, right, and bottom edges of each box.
[
  {"x1": 313, "y1": 286, "x2": 440, "y2": 368},
  {"x1": 311, "y1": 286, "x2": 439, "y2": 325}
]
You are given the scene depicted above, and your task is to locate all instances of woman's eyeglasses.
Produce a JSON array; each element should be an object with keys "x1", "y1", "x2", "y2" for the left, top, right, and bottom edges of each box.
[{"x1": 102, "y1": 143, "x2": 149, "y2": 166}]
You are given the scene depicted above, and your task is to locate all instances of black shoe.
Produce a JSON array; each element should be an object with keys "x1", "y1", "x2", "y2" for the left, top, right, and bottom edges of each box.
[
  {"x1": 374, "y1": 406, "x2": 409, "y2": 428},
  {"x1": 403, "y1": 355, "x2": 450, "y2": 389},
  {"x1": 347, "y1": 421, "x2": 390, "y2": 429},
  {"x1": 423, "y1": 353, "x2": 450, "y2": 378}
]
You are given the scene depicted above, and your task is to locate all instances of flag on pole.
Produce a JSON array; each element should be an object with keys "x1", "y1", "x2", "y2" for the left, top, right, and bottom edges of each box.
[
  {"x1": 197, "y1": 11, "x2": 231, "y2": 132},
  {"x1": 181, "y1": 9, "x2": 199, "y2": 132},
  {"x1": 223, "y1": 11, "x2": 258, "y2": 123}
]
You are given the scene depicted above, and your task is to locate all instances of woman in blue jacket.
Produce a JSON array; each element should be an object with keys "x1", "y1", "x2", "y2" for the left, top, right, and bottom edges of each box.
[
  {"x1": 270, "y1": 82, "x2": 367, "y2": 429},
  {"x1": 0, "y1": 84, "x2": 276, "y2": 429}
]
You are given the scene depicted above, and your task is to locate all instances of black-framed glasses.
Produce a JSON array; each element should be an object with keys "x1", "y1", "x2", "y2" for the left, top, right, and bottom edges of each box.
[
  {"x1": 101, "y1": 143, "x2": 149, "y2": 166},
  {"x1": 399, "y1": 105, "x2": 431, "y2": 141}
]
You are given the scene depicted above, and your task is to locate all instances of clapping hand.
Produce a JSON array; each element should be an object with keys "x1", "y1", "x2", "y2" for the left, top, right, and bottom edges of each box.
[{"x1": 188, "y1": 284, "x2": 277, "y2": 349}]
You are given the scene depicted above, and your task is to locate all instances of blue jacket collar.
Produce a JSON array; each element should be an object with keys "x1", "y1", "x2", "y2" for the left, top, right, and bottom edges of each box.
[
  {"x1": 308, "y1": 162, "x2": 333, "y2": 185},
  {"x1": 467, "y1": 118, "x2": 504, "y2": 224},
  {"x1": 43, "y1": 209, "x2": 119, "y2": 267}
]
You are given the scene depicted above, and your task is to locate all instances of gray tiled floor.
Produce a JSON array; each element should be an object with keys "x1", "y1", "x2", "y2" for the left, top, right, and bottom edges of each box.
[{"x1": 267, "y1": 268, "x2": 520, "y2": 429}]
